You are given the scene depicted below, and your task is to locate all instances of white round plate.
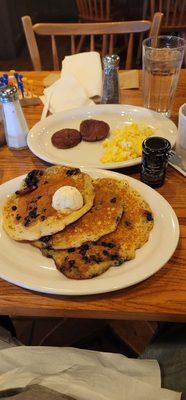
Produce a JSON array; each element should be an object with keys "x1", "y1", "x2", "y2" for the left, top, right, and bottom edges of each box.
[
  {"x1": 0, "y1": 169, "x2": 179, "y2": 295},
  {"x1": 27, "y1": 105, "x2": 177, "y2": 169}
]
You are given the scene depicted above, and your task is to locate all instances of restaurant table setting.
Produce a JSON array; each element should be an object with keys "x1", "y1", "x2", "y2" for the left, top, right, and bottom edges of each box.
[
  {"x1": 0, "y1": 36, "x2": 185, "y2": 322},
  {"x1": 26, "y1": 51, "x2": 178, "y2": 170}
]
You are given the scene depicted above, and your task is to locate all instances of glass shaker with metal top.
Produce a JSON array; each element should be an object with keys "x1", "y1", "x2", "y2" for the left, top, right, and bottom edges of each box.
[
  {"x1": 101, "y1": 54, "x2": 120, "y2": 104},
  {"x1": 0, "y1": 85, "x2": 28, "y2": 149}
]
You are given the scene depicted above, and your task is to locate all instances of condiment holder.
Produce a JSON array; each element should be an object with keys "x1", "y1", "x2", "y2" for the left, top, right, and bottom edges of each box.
[
  {"x1": 141, "y1": 136, "x2": 171, "y2": 187},
  {"x1": 0, "y1": 85, "x2": 28, "y2": 149},
  {"x1": 0, "y1": 70, "x2": 36, "y2": 100}
]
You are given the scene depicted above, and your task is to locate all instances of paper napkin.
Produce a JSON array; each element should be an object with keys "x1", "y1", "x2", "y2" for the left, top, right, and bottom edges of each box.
[
  {"x1": 61, "y1": 51, "x2": 102, "y2": 98},
  {"x1": 0, "y1": 347, "x2": 181, "y2": 399},
  {"x1": 169, "y1": 162, "x2": 186, "y2": 177},
  {"x1": 42, "y1": 73, "x2": 94, "y2": 114},
  {"x1": 41, "y1": 51, "x2": 102, "y2": 115}
]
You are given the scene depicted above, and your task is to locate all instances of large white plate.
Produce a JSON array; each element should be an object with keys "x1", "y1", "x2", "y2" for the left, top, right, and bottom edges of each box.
[
  {"x1": 0, "y1": 169, "x2": 179, "y2": 295},
  {"x1": 27, "y1": 105, "x2": 177, "y2": 169}
]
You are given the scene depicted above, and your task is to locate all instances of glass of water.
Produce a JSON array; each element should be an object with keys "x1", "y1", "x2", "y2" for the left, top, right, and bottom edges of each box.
[{"x1": 142, "y1": 36, "x2": 185, "y2": 117}]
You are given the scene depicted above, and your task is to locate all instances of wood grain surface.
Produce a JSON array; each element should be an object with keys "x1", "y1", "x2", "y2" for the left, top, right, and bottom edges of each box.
[{"x1": 0, "y1": 70, "x2": 185, "y2": 321}]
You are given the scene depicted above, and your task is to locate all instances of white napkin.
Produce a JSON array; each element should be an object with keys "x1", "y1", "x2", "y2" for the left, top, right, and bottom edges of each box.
[
  {"x1": 41, "y1": 51, "x2": 102, "y2": 115},
  {"x1": 169, "y1": 162, "x2": 186, "y2": 177},
  {"x1": 43, "y1": 73, "x2": 94, "y2": 114},
  {"x1": 61, "y1": 51, "x2": 102, "y2": 98},
  {"x1": 0, "y1": 347, "x2": 181, "y2": 399}
]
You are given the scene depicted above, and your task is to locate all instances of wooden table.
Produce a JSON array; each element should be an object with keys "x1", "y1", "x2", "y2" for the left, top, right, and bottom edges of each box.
[{"x1": 0, "y1": 70, "x2": 185, "y2": 322}]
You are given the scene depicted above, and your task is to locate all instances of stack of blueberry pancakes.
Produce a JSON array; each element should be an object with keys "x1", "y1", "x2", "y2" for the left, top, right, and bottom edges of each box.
[{"x1": 3, "y1": 166, "x2": 154, "y2": 279}]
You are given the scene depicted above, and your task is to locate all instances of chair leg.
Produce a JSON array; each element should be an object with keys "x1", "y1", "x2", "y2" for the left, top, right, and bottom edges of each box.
[
  {"x1": 76, "y1": 35, "x2": 86, "y2": 53},
  {"x1": 125, "y1": 33, "x2": 133, "y2": 70},
  {"x1": 109, "y1": 320, "x2": 158, "y2": 355},
  {"x1": 109, "y1": 34, "x2": 114, "y2": 54},
  {"x1": 102, "y1": 34, "x2": 108, "y2": 57},
  {"x1": 136, "y1": 32, "x2": 144, "y2": 66}
]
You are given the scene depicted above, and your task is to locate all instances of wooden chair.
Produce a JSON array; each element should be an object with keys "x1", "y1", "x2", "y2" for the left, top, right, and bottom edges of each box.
[
  {"x1": 76, "y1": 0, "x2": 111, "y2": 22},
  {"x1": 22, "y1": 12, "x2": 163, "y2": 71},
  {"x1": 140, "y1": 0, "x2": 186, "y2": 65},
  {"x1": 144, "y1": 0, "x2": 186, "y2": 31},
  {"x1": 137, "y1": 0, "x2": 185, "y2": 64},
  {"x1": 75, "y1": 0, "x2": 111, "y2": 55}
]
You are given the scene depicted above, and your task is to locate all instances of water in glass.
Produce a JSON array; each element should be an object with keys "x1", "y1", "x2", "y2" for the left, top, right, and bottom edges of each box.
[{"x1": 143, "y1": 36, "x2": 185, "y2": 117}]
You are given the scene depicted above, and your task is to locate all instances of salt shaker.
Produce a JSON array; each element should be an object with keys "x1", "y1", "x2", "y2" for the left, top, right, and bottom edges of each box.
[
  {"x1": 101, "y1": 54, "x2": 120, "y2": 104},
  {"x1": 0, "y1": 85, "x2": 28, "y2": 149}
]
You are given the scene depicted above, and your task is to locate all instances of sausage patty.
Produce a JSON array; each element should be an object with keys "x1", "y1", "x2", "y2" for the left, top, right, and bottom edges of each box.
[
  {"x1": 80, "y1": 119, "x2": 110, "y2": 142},
  {"x1": 51, "y1": 129, "x2": 82, "y2": 149}
]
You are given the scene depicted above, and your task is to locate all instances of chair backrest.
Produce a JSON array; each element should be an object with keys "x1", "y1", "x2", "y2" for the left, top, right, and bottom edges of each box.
[
  {"x1": 22, "y1": 13, "x2": 163, "y2": 71},
  {"x1": 150, "y1": 0, "x2": 186, "y2": 29},
  {"x1": 76, "y1": 0, "x2": 111, "y2": 21}
]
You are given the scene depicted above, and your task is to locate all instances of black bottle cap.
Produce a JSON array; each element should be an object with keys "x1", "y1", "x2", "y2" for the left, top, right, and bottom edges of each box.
[{"x1": 142, "y1": 136, "x2": 171, "y2": 155}]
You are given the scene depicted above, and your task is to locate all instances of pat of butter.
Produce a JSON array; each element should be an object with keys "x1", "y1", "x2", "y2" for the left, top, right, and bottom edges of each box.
[{"x1": 52, "y1": 186, "x2": 83, "y2": 214}]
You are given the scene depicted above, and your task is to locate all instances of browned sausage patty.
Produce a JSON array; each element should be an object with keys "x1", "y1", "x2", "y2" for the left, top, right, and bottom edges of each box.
[
  {"x1": 80, "y1": 119, "x2": 110, "y2": 142},
  {"x1": 51, "y1": 129, "x2": 82, "y2": 149}
]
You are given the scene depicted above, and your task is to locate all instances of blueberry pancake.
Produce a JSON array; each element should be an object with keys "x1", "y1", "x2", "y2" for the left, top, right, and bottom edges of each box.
[
  {"x1": 41, "y1": 185, "x2": 154, "y2": 279},
  {"x1": 3, "y1": 166, "x2": 94, "y2": 241},
  {"x1": 33, "y1": 178, "x2": 128, "y2": 250}
]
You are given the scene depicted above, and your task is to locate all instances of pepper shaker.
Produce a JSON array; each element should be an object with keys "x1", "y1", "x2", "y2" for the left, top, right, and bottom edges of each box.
[
  {"x1": 101, "y1": 54, "x2": 120, "y2": 104},
  {"x1": 0, "y1": 85, "x2": 28, "y2": 149}
]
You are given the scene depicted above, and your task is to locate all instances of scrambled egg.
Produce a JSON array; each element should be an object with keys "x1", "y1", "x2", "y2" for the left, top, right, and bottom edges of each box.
[{"x1": 100, "y1": 123, "x2": 154, "y2": 163}]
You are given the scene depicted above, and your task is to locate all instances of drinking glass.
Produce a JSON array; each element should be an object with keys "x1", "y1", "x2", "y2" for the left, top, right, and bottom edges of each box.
[{"x1": 142, "y1": 36, "x2": 185, "y2": 117}]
